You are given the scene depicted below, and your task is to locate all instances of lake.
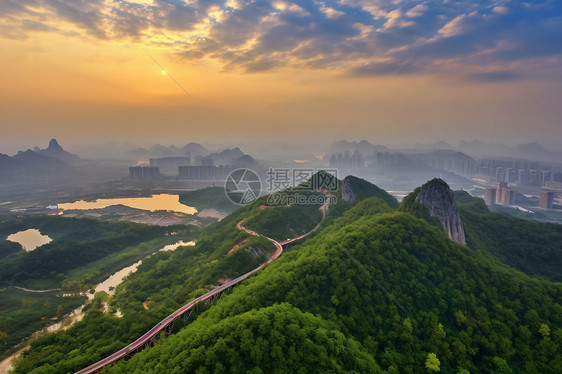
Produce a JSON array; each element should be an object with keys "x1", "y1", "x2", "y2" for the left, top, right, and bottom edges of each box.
[
  {"x1": 6, "y1": 229, "x2": 52, "y2": 252},
  {"x1": 58, "y1": 194, "x2": 197, "y2": 215}
]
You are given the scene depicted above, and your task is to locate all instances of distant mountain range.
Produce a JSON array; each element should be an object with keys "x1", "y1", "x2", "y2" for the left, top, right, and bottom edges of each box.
[
  {"x1": 205, "y1": 147, "x2": 259, "y2": 167},
  {"x1": 125, "y1": 143, "x2": 258, "y2": 168},
  {"x1": 0, "y1": 139, "x2": 79, "y2": 180},
  {"x1": 458, "y1": 140, "x2": 562, "y2": 162},
  {"x1": 34, "y1": 138, "x2": 81, "y2": 164},
  {"x1": 125, "y1": 142, "x2": 209, "y2": 159},
  {"x1": 332, "y1": 139, "x2": 562, "y2": 163},
  {"x1": 329, "y1": 140, "x2": 389, "y2": 155}
]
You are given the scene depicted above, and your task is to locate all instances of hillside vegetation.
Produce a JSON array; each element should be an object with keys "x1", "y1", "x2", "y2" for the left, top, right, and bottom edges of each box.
[
  {"x1": 0, "y1": 216, "x2": 190, "y2": 289},
  {"x1": 9, "y1": 177, "x2": 562, "y2": 373},
  {"x1": 178, "y1": 187, "x2": 239, "y2": 213},
  {"x1": 103, "y1": 197, "x2": 561, "y2": 373},
  {"x1": 0, "y1": 216, "x2": 197, "y2": 359},
  {"x1": 454, "y1": 191, "x2": 562, "y2": 282}
]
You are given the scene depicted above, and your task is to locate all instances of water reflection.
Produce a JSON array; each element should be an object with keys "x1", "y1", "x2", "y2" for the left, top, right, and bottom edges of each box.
[
  {"x1": 6, "y1": 229, "x2": 52, "y2": 252},
  {"x1": 92, "y1": 240, "x2": 196, "y2": 297},
  {"x1": 58, "y1": 194, "x2": 197, "y2": 215}
]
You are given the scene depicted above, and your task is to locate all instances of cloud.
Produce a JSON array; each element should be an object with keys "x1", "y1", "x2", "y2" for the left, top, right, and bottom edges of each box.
[
  {"x1": 1, "y1": 0, "x2": 561, "y2": 78},
  {"x1": 492, "y1": 6, "x2": 510, "y2": 15},
  {"x1": 21, "y1": 19, "x2": 58, "y2": 32},
  {"x1": 46, "y1": 0, "x2": 108, "y2": 39},
  {"x1": 406, "y1": 4, "x2": 428, "y2": 18},
  {"x1": 349, "y1": 59, "x2": 418, "y2": 76}
]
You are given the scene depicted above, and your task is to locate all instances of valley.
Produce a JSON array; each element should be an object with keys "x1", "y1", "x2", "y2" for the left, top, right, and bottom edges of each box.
[{"x1": 1, "y1": 174, "x2": 560, "y2": 373}]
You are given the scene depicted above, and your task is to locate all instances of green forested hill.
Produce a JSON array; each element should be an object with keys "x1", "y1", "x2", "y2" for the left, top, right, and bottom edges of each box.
[
  {"x1": 0, "y1": 216, "x2": 197, "y2": 360},
  {"x1": 0, "y1": 216, "x2": 178, "y2": 288},
  {"x1": 9, "y1": 178, "x2": 562, "y2": 374},
  {"x1": 102, "y1": 197, "x2": 561, "y2": 373},
  {"x1": 178, "y1": 186, "x2": 239, "y2": 213},
  {"x1": 107, "y1": 303, "x2": 382, "y2": 374},
  {"x1": 454, "y1": 191, "x2": 562, "y2": 282}
]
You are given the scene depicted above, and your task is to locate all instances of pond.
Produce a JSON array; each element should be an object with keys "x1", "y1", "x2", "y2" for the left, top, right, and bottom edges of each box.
[
  {"x1": 6, "y1": 229, "x2": 52, "y2": 252},
  {"x1": 58, "y1": 193, "x2": 197, "y2": 215}
]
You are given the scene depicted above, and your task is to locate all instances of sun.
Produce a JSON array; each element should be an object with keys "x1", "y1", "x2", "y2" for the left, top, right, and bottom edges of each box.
[{"x1": 161, "y1": 70, "x2": 168, "y2": 76}]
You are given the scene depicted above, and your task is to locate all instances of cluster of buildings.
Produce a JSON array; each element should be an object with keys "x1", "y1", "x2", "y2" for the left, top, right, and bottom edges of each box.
[
  {"x1": 483, "y1": 181, "x2": 515, "y2": 206},
  {"x1": 539, "y1": 191, "x2": 556, "y2": 209},
  {"x1": 129, "y1": 166, "x2": 160, "y2": 179},
  {"x1": 483, "y1": 181, "x2": 561, "y2": 209},
  {"x1": 478, "y1": 158, "x2": 561, "y2": 187},
  {"x1": 374, "y1": 150, "x2": 477, "y2": 177},
  {"x1": 328, "y1": 150, "x2": 365, "y2": 170},
  {"x1": 178, "y1": 165, "x2": 235, "y2": 180},
  {"x1": 129, "y1": 155, "x2": 239, "y2": 181}
]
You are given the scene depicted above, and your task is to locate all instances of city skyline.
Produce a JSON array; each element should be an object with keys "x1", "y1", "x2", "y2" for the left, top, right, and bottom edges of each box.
[{"x1": 1, "y1": 0, "x2": 561, "y2": 153}]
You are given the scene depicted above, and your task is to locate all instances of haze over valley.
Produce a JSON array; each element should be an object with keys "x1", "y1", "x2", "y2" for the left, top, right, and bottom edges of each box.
[{"x1": 1, "y1": 0, "x2": 562, "y2": 373}]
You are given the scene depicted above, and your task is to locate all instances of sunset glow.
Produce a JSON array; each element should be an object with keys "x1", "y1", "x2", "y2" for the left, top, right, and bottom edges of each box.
[{"x1": 1, "y1": 0, "x2": 561, "y2": 152}]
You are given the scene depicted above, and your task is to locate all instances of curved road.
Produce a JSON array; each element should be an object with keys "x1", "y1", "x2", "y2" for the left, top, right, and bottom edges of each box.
[
  {"x1": 75, "y1": 220, "x2": 282, "y2": 374},
  {"x1": 76, "y1": 196, "x2": 331, "y2": 374}
]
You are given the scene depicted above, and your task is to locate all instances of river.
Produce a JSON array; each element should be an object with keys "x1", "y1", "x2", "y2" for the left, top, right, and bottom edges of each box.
[{"x1": 0, "y1": 240, "x2": 196, "y2": 373}]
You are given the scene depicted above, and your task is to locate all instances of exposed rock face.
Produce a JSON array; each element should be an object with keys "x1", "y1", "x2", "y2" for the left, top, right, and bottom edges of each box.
[
  {"x1": 341, "y1": 177, "x2": 356, "y2": 202},
  {"x1": 414, "y1": 179, "x2": 466, "y2": 244}
]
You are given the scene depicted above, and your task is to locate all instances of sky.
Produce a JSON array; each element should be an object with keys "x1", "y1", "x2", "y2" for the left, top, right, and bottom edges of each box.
[{"x1": 1, "y1": 0, "x2": 561, "y2": 155}]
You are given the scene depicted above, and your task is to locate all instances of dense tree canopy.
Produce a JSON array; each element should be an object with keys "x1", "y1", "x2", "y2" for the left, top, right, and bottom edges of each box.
[{"x1": 8, "y1": 179, "x2": 562, "y2": 373}]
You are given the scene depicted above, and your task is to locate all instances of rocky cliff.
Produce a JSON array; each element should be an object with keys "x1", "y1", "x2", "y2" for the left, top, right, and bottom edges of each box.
[
  {"x1": 413, "y1": 179, "x2": 466, "y2": 244},
  {"x1": 341, "y1": 177, "x2": 356, "y2": 202}
]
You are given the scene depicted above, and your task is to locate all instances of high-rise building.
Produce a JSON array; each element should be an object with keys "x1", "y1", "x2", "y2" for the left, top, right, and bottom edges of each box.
[
  {"x1": 539, "y1": 191, "x2": 555, "y2": 209},
  {"x1": 541, "y1": 170, "x2": 551, "y2": 186},
  {"x1": 518, "y1": 169, "x2": 528, "y2": 185},
  {"x1": 495, "y1": 167, "x2": 504, "y2": 182},
  {"x1": 496, "y1": 181, "x2": 514, "y2": 205},
  {"x1": 505, "y1": 167, "x2": 516, "y2": 183},
  {"x1": 129, "y1": 166, "x2": 160, "y2": 179},
  {"x1": 499, "y1": 188, "x2": 515, "y2": 205},
  {"x1": 178, "y1": 165, "x2": 232, "y2": 180},
  {"x1": 329, "y1": 150, "x2": 365, "y2": 169},
  {"x1": 483, "y1": 188, "x2": 496, "y2": 205},
  {"x1": 529, "y1": 169, "x2": 540, "y2": 185},
  {"x1": 129, "y1": 166, "x2": 142, "y2": 179}
]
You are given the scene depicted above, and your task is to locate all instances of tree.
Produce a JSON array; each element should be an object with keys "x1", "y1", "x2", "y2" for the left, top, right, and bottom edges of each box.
[
  {"x1": 425, "y1": 353, "x2": 440, "y2": 372},
  {"x1": 539, "y1": 323, "x2": 551, "y2": 339}
]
